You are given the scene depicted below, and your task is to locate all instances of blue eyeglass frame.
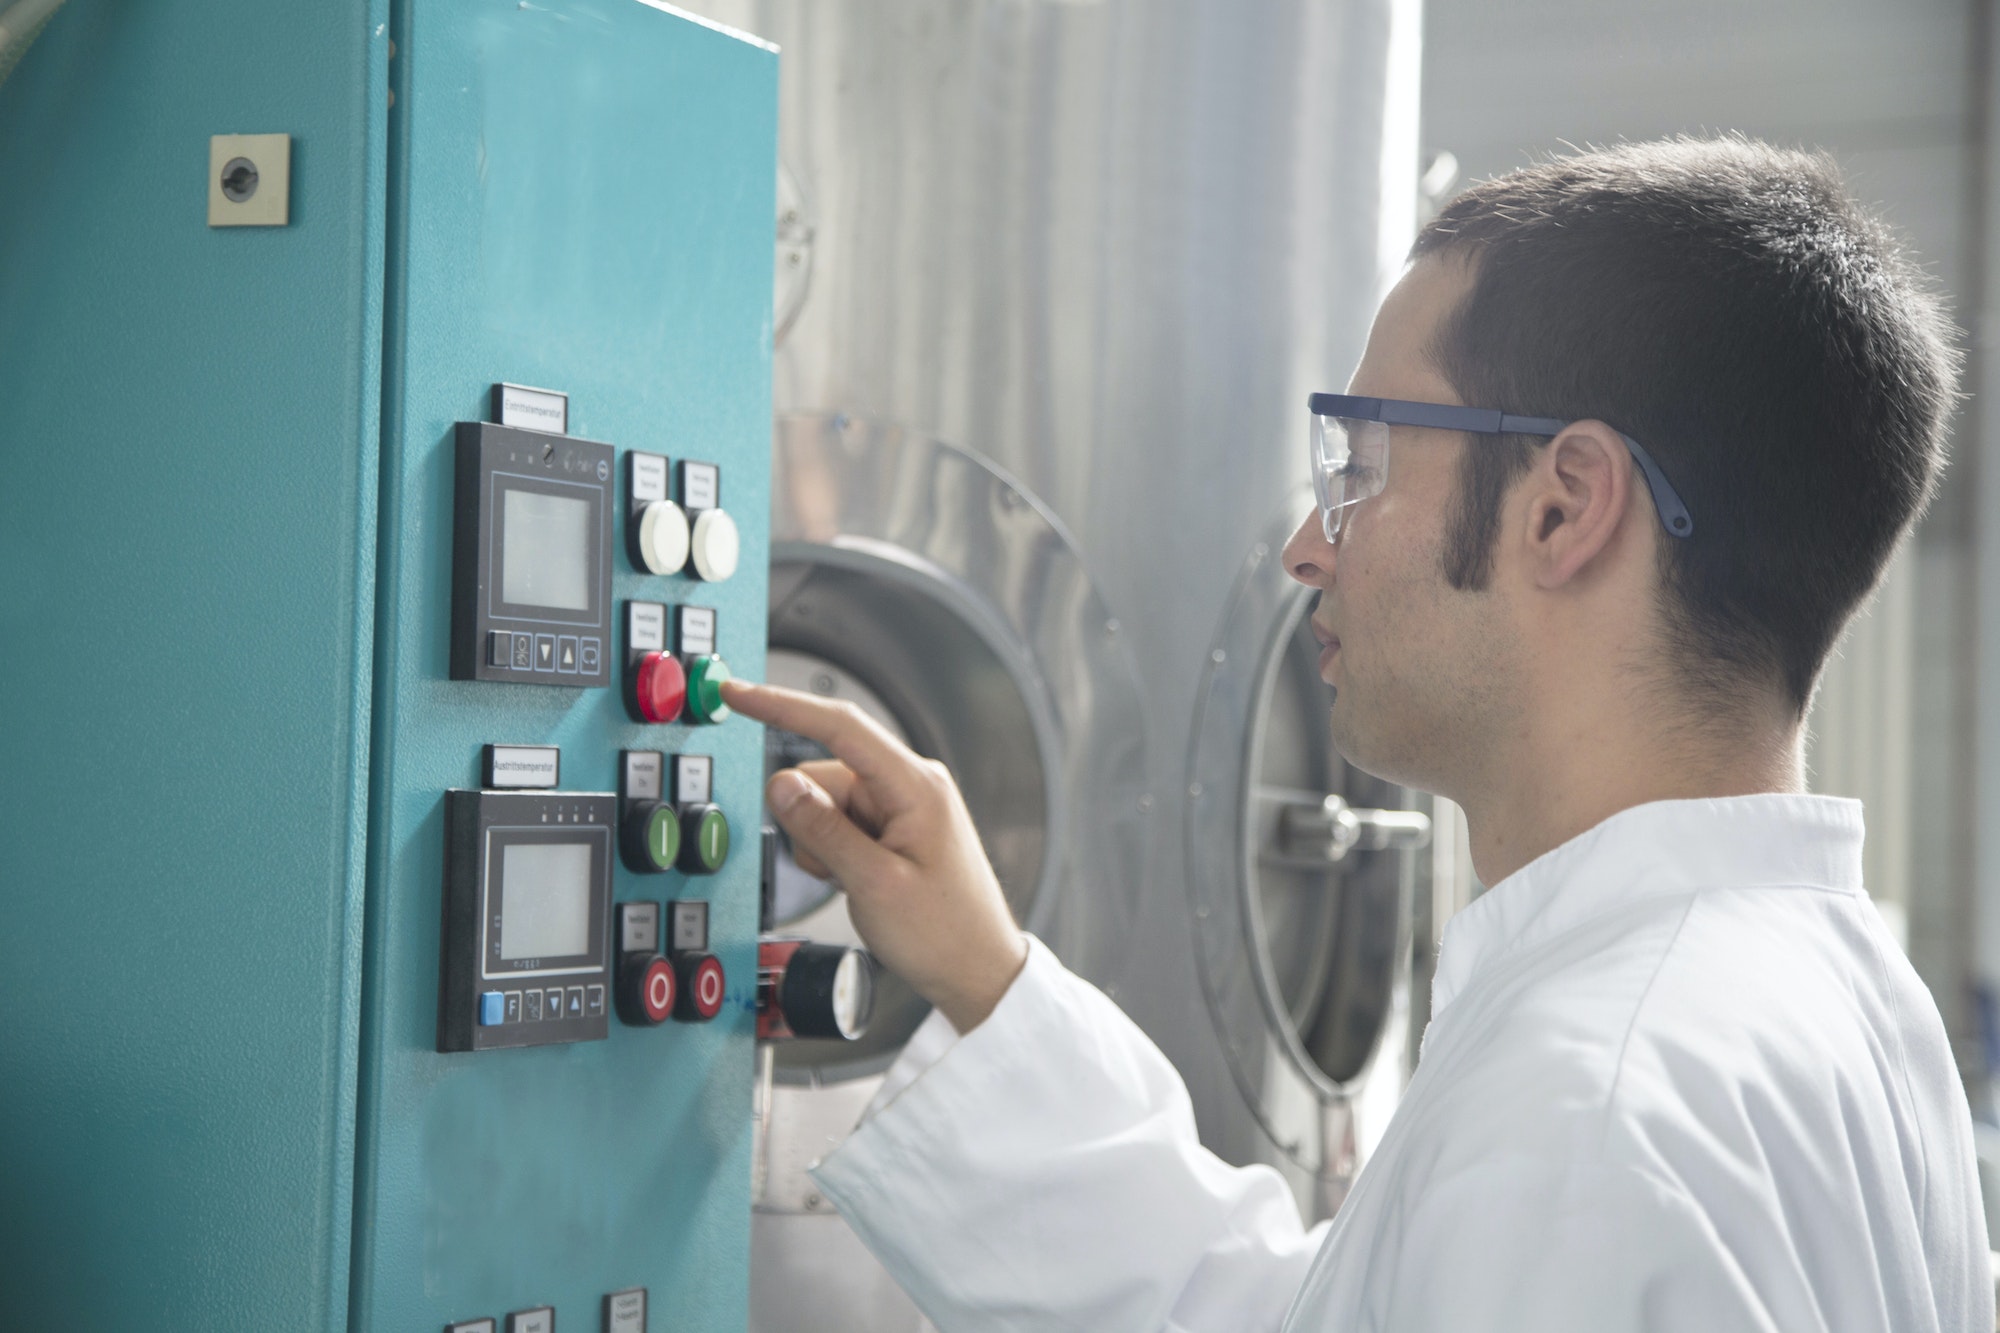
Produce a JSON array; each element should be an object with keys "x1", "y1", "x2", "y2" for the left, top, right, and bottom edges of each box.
[{"x1": 1307, "y1": 392, "x2": 1694, "y2": 539}]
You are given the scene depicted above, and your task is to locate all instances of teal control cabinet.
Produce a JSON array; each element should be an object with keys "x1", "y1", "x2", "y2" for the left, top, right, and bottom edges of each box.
[{"x1": 0, "y1": 2, "x2": 777, "y2": 1329}]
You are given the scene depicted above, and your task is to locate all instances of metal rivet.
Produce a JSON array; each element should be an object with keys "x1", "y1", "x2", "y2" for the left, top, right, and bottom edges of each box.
[
  {"x1": 1137, "y1": 793, "x2": 1153, "y2": 811},
  {"x1": 1210, "y1": 649, "x2": 1226, "y2": 664},
  {"x1": 1189, "y1": 782, "x2": 1203, "y2": 798},
  {"x1": 1104, "y1": 618, "x2": 1120, "y2": 635}
]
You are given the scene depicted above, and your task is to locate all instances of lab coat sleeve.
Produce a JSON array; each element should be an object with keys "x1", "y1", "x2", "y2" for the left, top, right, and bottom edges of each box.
[
  {"x1": 1361, "y1": 1151, "x2": 1780, "y2": 1333},
  {"x1": 810, "y1": 936, "x2": 1328, "y2": 1333}
]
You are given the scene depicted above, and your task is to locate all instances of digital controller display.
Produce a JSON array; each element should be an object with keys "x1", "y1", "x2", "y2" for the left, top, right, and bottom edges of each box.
[
  {"x1": 451, "y1": 422, "x2": 615, "y2": 688},
  {"x1": 501, "y1": 489, "x2": 593, "y2": 613},
  {"x1": 498, "y1": 842, "x2": 593, "y2": 961}
]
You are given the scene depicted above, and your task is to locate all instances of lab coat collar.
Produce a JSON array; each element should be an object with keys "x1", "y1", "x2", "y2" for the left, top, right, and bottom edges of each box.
[{"x1": 1430, "y1": 793, "x2": 1865, "y2": 1020}]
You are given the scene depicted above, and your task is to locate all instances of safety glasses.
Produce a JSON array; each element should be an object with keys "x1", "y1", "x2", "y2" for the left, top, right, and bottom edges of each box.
[{"x1": 1307, "y1": 393, "x2": 1695, "y2": 544}]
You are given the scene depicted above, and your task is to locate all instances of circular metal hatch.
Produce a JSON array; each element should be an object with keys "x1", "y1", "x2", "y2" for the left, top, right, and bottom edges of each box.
[
  {"x1": 764, "y1": 412, "x2": 1150, "y2": 1083},
  {"x1": 1186, "y1": 491, "x2": 1427, "y2": 1203}
]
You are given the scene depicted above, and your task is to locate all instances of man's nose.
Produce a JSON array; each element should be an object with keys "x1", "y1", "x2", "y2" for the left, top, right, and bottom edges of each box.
[{"x1": 1282, "y1": 509, "x2": 1336, "y2": 587}]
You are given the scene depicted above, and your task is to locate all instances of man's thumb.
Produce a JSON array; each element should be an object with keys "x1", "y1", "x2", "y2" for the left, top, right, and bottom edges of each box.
[{"x1": 766, "y1": 770, "x2": 891, "y2": 886}]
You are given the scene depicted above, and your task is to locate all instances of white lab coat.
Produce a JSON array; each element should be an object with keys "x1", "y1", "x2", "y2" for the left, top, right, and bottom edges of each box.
[{"x1": 811, "y1": 795, "x2": 1992, "y2": 1331}]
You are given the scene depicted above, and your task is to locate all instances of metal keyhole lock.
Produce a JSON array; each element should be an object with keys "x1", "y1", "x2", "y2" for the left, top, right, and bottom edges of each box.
[{"x1": 219, "y1": 157, "x2": 259, "y2": 203}]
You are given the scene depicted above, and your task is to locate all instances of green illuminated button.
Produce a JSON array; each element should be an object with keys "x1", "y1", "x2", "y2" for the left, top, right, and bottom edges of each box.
[
  {"x1": 685, "y1": 654, "x2": 732, "y2": 724},
  {"x1": 677, "y1": 803, "x2": 731, "y2": 875},
  {"x1": 620, "y1": 800, "x2": 680, "y2": 874}
]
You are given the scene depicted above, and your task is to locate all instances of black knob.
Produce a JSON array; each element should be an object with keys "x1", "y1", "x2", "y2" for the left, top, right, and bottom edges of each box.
[{"x1": 779, "y1": 944, "x2": 876, "y2": 1041}]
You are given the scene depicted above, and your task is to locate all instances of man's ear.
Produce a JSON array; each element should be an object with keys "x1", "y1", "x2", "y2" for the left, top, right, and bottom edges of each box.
[{"x1": 1515, "y1": 421, "x2": 1639, "y2": 589}]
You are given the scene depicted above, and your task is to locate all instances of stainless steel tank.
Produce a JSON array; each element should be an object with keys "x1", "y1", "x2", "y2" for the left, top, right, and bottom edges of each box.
[{"x1": 678, "y1": 1, "x2": 1428, "y2": 1325}]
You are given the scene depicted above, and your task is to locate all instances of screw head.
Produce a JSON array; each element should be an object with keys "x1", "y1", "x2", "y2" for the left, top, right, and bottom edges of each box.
[{"x1": 220, "y1": 157, "x2": 260, "y2": 203}]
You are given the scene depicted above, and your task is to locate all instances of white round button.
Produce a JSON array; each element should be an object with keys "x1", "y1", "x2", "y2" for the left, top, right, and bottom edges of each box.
[
  {"x1": 689, "y1": 507, "x2": 741, "y2": 582},
  {"x1": 638, "y1": 500, "x2": 690, "y2": 575}
]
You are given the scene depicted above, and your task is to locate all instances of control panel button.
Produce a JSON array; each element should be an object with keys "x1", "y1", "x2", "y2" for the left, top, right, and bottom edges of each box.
[
  {"x1": 511, "y1": 634, "x2": 534, "y2": 670},
  {"x1": 557, "y1": 636, "x2": 579, "y2": 674},
  {"x1": 488, "y1": 631, "x2": 514, "y2": 668},
  {"x1": 585, "y1": 984, "x2": 605, "y2": 1018},
  {"x1": 523, "y1": 990, "x2": 543, "y2": 1022},
  {"x1": 684, "y1": 655, "x2": 732, "y2": 724},
  {"x1": 622, "y1": 801, "x2": 680, "y2": 873},
  {"x1": 578, "y1": 637, "x2": 601, "y2": 674},
  {"x1": 566, "y1": 987, "x2": 585, "y2": 1019},
  {"x1": 688, "y1": 507, "x2": 740, "y2": 582},
  {"x1": 636, "y1": 500, "x2": 691, "y2": 575},
  {"x1": 505, "y1": 1309, "x2": 554, "y2": 1333},
  {"x1": 673, "y1": 952, "x2": 726, "y2": 1022},
  {"x1": 534, "y1": 635, "x2": 556, "y2": 672},
  {"x1": 634, "y1": 653, "x2": 687, "y2": 724},
  {"x1": 543, "y1": 988, "x2": 563, "y2": 1020},
  {"x1": 504, "y1": 991, "x2": 522, "y2": 1024},
  {"x1": 478, "y1": 992, "x2": 506, "y2": 1027},
  {"x1": 678, "y1": 804, "x2": 730, "y2": 875},
  {"x1": 617, "y1": 952, "x2": 676, "y2": 1026}
]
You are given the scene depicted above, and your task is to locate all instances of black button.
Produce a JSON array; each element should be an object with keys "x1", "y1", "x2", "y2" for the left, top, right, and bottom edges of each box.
[
  {"x1": 586, "y1": 985, "x2": 605, "y2": 1017},
  {"x1": 545, "y1": 988, "x2": 564, "y2": 1019},
  {"x1": 523, "y1": 990, "x2": 542, "y2": 1022},
  {"x1": 489, "y1": 631, "x2": 514, "y2": 668},
  {"x1": 579, "y1": 637, "x2": 601, "y2": 674},
  {"x1": 566, "y1": 987, "x2": 584, "y2": 1018},
  {"x1": 511, "y1": 634, "x2": 533, "y2": 670},
  {"x1": 557, "y1": 636, "x2": 579, "y2": 673},
  {"x1": 504, "y1": 991, "x2": 522, "y2": 1023},
  {"x1": 535, "y1": 635, "x2": 556, "y2": 671}
]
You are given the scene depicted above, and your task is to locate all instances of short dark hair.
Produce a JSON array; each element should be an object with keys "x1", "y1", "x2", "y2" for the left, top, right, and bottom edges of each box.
[{"x1": 1411, "y1": 137, "x2": 1957, "y2": 714}]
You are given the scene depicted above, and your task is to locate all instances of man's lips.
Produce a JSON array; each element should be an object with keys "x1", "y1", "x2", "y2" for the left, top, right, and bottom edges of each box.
[{"x1": 1312, "y1": 619, "x2": 1341, "y2": 678}]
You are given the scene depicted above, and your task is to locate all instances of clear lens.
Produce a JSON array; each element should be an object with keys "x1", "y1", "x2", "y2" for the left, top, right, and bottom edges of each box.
[{"x1": 1309, "y1": 415, "x2": 1389, "y2": 541}]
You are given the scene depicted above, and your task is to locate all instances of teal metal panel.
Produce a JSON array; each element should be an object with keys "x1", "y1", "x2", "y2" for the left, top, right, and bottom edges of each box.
[
  {"x1": 0, "y1": 0, "x2": 388, "y2": 1329},
  {"x1": 351, "y1": 4, "x2": 776, "y2": 1329}
]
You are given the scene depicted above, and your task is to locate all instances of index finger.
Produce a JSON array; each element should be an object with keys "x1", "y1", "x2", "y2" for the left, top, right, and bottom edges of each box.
[{"x1": 721, "y1": 678, "x2": 932, "y2": 808}]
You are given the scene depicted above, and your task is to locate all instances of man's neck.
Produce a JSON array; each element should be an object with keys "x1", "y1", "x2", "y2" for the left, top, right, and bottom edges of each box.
[{"x1": 1455, "y1": 690, "x2": 1806, "y2": 888}]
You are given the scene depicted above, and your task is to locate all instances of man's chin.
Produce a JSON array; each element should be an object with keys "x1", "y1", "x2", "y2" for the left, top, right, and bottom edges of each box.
[{"x1": 1328, "y1": 702, "x2": 1426, "y2": 791}]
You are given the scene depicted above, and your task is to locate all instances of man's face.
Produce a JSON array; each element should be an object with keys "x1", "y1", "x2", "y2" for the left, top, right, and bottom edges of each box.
[{"x1": 1282, "y1": 256, "x2": 1521, "y2": 794}]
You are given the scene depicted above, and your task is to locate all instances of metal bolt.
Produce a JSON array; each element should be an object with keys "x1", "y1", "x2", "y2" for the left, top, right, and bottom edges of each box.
[
  {"x1": 1210, "y1": 649, "x2": 1226, "y2": 664},
  {"x1": 220, "y1": 157, "x2": 260, "y2": 203},
  {"x1": 1189, "y1": 782, "x2": 1204, "y2": 798},
  {"x1": 1104, "y1": 618, "x2": 1120, "y2": 636},
  {"x1": 803, "y1": 1192, "x2": 823, "y2": 1211}
]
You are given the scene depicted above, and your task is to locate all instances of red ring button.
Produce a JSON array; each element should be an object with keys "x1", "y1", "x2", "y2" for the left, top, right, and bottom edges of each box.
[
  {"x1": 674, "y1": 953, "x2": 726, "y2": 1022},
  {"x1": 636, "y1": 652, "x2": 686, "y2": 724},
  {"x1": 642, "y1": 956, "x2": 676, "y2": 1024}
]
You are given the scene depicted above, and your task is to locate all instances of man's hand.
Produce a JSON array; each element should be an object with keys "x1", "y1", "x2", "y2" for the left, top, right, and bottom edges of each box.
[{"x1": 719, "y1": 678, "x2": 1029, "y2": 1033}]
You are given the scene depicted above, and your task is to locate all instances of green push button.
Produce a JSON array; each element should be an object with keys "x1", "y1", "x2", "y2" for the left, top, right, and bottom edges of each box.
[
  {"x1": 621, "y1": 800, "x2": 679, "y2": 874},
  {"x1": 678, "y1": 804, "x2": 730, "y2": 875},
  {"x1": 685, "y1": 654, "x2": 732, "y2": 724}
]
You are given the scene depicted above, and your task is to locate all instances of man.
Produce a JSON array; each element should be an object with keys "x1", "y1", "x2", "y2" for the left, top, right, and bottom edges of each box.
[{"x1": 720, "y1": 137, "x2": 1990, "y2": 1330}]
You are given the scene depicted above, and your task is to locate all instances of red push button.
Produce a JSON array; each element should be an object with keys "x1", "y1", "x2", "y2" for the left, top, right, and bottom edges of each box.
[
  {"x1": 635, "y1": 652, "x2": 686, "y2": 724},
  {"x1": 641, "y1": 956, "x2": 676, "y2": 1023},
  {"x1": 674, "y1": 953, "x2": 726, "y2": 1022},
  {"x1": 615, "y1": 952, "x2": 676, "y2": 1026}
]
